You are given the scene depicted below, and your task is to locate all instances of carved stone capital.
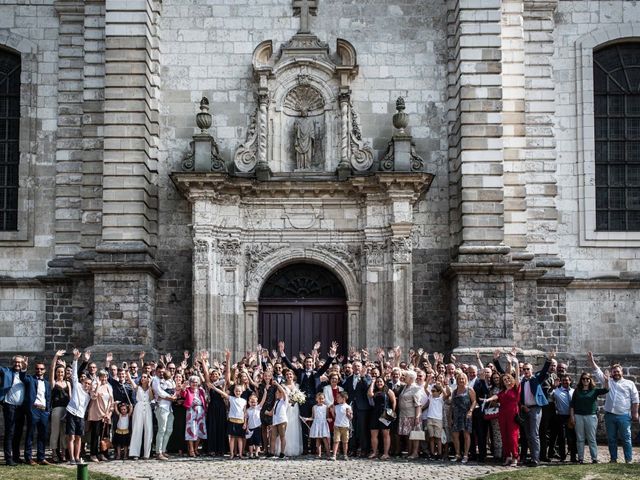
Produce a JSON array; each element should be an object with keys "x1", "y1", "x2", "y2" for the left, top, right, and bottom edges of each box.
[
  {"x1": 314, "y1": 243, "x2": 360, "y2": 275},
  {"x1": 390, "y1": 237, "x2": 411, "y2": 264},
  {"x1": 363, "y1": 241, "x2": 386, "y2": 267},
  {"x1": 217, "y1": 239, "x2": 241, "y2": 267},
  {"x1": 193, "y1": 239, "x2": 210, "y2": 265}
]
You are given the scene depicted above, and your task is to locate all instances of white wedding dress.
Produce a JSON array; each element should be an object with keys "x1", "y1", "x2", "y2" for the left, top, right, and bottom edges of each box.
[{"x1": 276, "y1": 383, "x2": 303, "y2": 457}]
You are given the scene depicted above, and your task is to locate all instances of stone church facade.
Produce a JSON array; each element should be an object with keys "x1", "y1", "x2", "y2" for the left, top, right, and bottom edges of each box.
[{"x1": 0, "y1": 0, "x2": 638, "y2": 365}]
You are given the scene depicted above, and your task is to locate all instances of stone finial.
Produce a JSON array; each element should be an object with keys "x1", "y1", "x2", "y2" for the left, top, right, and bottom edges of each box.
[
  {"x1": 196, "y1": 96, "x2": 212, "y2": 133},
  {"x1": 392, "y1": 96, "x2": 409, "y2": 134}
]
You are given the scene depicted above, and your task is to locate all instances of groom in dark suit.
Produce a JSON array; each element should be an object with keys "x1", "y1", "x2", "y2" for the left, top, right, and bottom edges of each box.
[
  {"x1": 279, "y1": 340, "x2": 337, "y2": 454},
  {"x1": 343, "y1": 361, "x2": 372, "y2": 456}
]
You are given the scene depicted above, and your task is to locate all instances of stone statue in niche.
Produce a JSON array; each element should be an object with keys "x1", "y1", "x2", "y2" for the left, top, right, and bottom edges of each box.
[
  {"x1": 294, "y1": 109, "x2": 315, "y2": 169},
  {"x1": 285, "y1": 84, "x2": 325, "y2": 171}
]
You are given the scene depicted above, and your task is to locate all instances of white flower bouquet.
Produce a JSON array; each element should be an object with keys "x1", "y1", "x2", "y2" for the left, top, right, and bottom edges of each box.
[{"x1": 290, "y1": 390, "x2": 307, "y2": 406}]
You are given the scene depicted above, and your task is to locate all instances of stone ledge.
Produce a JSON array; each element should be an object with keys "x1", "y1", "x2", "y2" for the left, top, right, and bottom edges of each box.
[
  {"x1": 442, "y1": 261, "x2": 524, "y2": 279},
  {"x1": 85, "y1": 261, "x2": 163, "y2": 278}
]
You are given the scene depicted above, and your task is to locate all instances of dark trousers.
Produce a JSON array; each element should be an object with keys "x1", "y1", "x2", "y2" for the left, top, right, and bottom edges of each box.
[
  {"x1": 2, "y1": 402, "x2": 26, "y2": 462},
  {"x1": 349, "y1": 408, "x2": 370, "y2": 455},
  {"x1": 300, "y1": 401, "x2": 313, "y2": 454},
  {"x1": 88, "y1": 420, "x2": 106, "y2": 456},
  {"x1": 25, "y1": 407, "x2": 49, "y2": 461},
  {"x1": 549, "y1": 414, "x2": 577, "y2": 461},
  {"x1": 540, "y1": 404, "x2": 555, "y2": 459},
  {"x1": 472, "y1": 408, "x2": 489, "y2": 461}
]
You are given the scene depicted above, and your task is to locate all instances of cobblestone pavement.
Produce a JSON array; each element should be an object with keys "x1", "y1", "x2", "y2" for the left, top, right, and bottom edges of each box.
[
  {"x1": 85, "y1": 456, "x2": 507, "y2": 480},
  {"x1": 77, "y1": 445, "x2": 640, "y2": 480}
]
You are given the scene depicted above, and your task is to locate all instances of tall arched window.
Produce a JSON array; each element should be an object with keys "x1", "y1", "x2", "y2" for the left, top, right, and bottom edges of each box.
[
  {"x1": 594, "y1": 43, "x2": 640, "y2": 232},
  {"x1": 0, "y1": 49, "x2": 20, "y2": 231}
]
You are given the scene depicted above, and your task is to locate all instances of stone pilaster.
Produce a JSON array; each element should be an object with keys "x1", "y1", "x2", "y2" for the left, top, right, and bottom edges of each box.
[
  {"x1": 54, "y1": 1, "x2": 85, "y2": 257},
  {"x1": 448, "y1": 0, "x2": 505, "y2": 248},
  {"x1": 502, "y1": 0, "x2": 528, "y2": 251},
  {"x1": 81, "y1": 0, "x2": 105, "y2": 250},
  {"x1": 100, "y1": 0, "x2": 160, "y2": 251},
  {"x1": 524, "y1": 0, "x2": 559, "y2": 258}
]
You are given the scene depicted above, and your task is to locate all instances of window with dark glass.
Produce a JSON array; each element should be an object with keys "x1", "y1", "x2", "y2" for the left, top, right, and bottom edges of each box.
[
  {"x1": 594, "y1": 43, "x2": 640, "y2": 231},
  {"x1": 0, "y1": 49, "x2": 20, "y2": 231}
]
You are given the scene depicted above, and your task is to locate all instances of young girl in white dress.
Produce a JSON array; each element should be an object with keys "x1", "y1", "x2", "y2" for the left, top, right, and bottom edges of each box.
[
  {"x1": 308, "y1": 392, "x2": 331, "y2": 458},
  {"x1": 282, "y1": 369, "x2": 303, "y2": 457}
]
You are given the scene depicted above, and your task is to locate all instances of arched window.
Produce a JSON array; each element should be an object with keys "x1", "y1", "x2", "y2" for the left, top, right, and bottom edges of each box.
[{"x1": 0, "y1": 49, "x2": 20, "y2": 231}]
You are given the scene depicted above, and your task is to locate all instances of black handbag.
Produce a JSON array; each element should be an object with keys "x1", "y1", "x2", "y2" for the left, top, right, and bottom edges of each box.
[{"x1": 514, "y1": 412, "x2": 526, "y2": 427}]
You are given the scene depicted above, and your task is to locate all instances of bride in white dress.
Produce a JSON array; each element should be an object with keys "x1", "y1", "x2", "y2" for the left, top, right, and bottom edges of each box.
[{"x1": 280, "y1": 370, "x2": 303, "y2": 456}]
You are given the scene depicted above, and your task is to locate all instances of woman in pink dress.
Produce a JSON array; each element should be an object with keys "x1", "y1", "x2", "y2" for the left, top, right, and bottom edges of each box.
[{"x1": 485, "y1": 353, "x2": 520, "y2": 467}]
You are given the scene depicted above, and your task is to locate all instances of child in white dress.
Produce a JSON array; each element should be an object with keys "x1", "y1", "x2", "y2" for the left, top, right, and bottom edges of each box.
[{"x1": 308, "y1": 392, "x2": 331, "y2": 458}]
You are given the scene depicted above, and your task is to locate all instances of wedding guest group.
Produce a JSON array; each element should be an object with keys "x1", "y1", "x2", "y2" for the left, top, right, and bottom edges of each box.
[{"x1": 1, "y1": 341, "x2": 638, "y2": 467}]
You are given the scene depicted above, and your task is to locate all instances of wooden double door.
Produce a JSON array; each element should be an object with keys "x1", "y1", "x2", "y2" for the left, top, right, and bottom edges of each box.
[{"x1": 258, "y1": 299, "x2": 347, "y2": 356}]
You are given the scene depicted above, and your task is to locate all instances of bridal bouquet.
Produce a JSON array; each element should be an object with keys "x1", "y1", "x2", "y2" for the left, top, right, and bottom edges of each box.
[{"x1": 290, "y1": 390, "x2": 307, "y2": 406}]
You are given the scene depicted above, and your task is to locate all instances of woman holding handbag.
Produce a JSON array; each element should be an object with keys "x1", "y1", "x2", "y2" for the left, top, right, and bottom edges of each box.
[
  {"x1": 87, "y1": 370, "x2": 114, "y2": 462},
  {"x1": 397, "y1": 370, "x2": 424, "y2": 459},
  {"x1": 485, "y1": 353, "x2": 520, "y2": 467},
  {"x1": 367, "y1": 376, "x2": 397, "y2": 459}
]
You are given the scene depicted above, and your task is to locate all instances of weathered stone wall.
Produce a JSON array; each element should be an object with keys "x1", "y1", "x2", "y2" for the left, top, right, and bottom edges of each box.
[
  {"x1": 0, "y1": 285, "x2": 46, "y2": 352},
  {"x1": 412, "y1": 248, "x2": 450, "y2": 351},
  {"x1": 567, "y1": 287, "x2": 640, "y2": 355}
]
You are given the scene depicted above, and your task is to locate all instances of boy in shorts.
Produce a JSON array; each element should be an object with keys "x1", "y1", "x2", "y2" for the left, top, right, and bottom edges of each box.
[
  {"x1": 331, "y1": 391, "x2": 353, "y2": 461},
  {"x1": 426, "y1": 384, "x2": 447, "y2": 460}
]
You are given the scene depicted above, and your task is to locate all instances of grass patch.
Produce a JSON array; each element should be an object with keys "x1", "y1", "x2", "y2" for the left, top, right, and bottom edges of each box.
[
  {"x1": 477, "y1": 463, "x2": 640, "y2": 480},
  {"x1": 0, "y1": 465, "x2": 123, "y2": 480}
]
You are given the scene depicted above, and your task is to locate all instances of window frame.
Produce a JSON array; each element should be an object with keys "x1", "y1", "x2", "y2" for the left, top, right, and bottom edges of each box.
[
  {"x1": 576, "y1": 26, "x2": 640, "y2": 246},
  {"x1": 0, "y1": 35, "x2": 38, "y2": 245}
]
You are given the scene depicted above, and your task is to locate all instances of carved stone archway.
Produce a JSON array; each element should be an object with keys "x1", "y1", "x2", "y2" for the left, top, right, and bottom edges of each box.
[{"x1": 243, "y1": 246, "x2": 362, "y2": 353}]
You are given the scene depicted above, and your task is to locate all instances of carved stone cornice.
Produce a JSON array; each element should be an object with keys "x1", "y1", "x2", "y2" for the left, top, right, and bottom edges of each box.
[{"x1": 171, "y1": 171, "x2": 433, "y2": 205}]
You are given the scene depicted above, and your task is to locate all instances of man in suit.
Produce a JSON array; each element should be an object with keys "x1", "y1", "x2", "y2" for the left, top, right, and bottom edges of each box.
[
  {"x1": 387, "y1": 367, "x2": 404, "y2": 456},
  {"x1": 279, "y1": 340, "x2": 337, "y2": 454},
  {"x1": 1, "y1": 355, "x2": 27, "y2": 466},
  {"x1": 472, "y1": 367, "x2": 493, "y2": 463},
  {"x1": 344, "y1": 360, "x2": 372, "y2": 456},
  {"x1": 519, "y1": 351, "x2": 554, "y2": 466},
  {"x1": 23, "y1": 360, "x2": 52, "y2": 465}
]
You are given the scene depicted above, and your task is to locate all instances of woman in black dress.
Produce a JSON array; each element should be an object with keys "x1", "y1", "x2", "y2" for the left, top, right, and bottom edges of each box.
[
  {"x1": 205, "y1": 369, "x2": 228, "y2": 456},
  {"x1": 167, "y1": 373, "x2": 187, "y2": 455},
  {"x1": 368, "y1": 376, "x2": 397, "y2": 459}
]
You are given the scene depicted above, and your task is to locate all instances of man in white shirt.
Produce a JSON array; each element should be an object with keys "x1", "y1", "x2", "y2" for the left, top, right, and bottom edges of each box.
[
  {"x1": 152, "y1": 364, "x2": 176, "y2": 460},
  {"x1": 66, "y1": 350, "x2": 94, "y2": 465},
  {"x1": 24, "y1": 361, "x2": 52, "y2": 465},
  {"x1": 588, "y1": 352, "x2": 639, "y2": 463}
]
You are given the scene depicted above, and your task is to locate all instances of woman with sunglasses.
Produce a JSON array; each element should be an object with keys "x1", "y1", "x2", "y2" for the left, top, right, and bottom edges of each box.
[{"x1": 570, "y1": 371, "x2": 609, "y2": 464}]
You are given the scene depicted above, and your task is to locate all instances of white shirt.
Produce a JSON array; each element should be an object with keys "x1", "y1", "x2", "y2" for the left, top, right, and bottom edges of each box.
[
  {"x1": 594, "y1": 368, "x2": 639, "y2": 415},
  {"x1": 34, "y1": 377, "x2": 46, "y2": 408},
  {"x1": 152, "y1": 377, "x2": 175, "y2": 412},
  {"x1": 66, "y1": 360, "x2": 91, "y2": 418},
  {"x1": 272, "y1": 394, "x2": 289, "y2": 426},
  {"x1": 247, "y1": 405, "x2": 261, "y2": 429},
  {"x1": 5, "y1": 371, "x2": 25, "y2": 406},
  {"x1": 116, "y1": 414, "x2": 130, "y2": 430},
  {"x1": 523, "y1": 379, "x2": 536, "y2": 406},
  {"x1": 427, "y1": 395, "x2": 444, "y2": 421},
  {"x1": 228, "y1": 396, "x2": 247, "y2": 421},
  {"x1": 334, "y1": 403, "x2": 352, "y2": 428}
]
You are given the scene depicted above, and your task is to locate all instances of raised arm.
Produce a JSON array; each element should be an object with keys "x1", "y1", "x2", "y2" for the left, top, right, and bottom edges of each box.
[
  {"x1": 316, "y1": 341, "x2": 338, "y2": 378},
  {"x1": 475, "y1": 349, "x2": 484, "y2": 370},
  {"x1": 367, "y1": 378, "x2": 375, "y2": 398},
  {"x1": 210, "y1": 381, "x2": 229, "y2": 399},
  {"x1": 492, "y1": 349, "x2": 505, "y2": 374},
  {"x1": 279, "y1": 341, "x2": 295, "y2": 371},
  {"x1": 50, "y1": 349, "x2": 65, "y2": 387},
  {"x1": 587, "y1": 352, "x2": 605, "y2": 384},
  {"x1": 224, "y1": 349, "x2": 232, "y2": 386}
]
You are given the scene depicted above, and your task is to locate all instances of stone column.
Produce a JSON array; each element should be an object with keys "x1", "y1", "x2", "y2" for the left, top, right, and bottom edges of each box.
[
  {"x1": 362, "y1": 239, "x2": 386, "y2": 349},
  {"x1": 89, "y1": 0, "x2": 162, "y2": 353},
  {"x1": 255, "y1": 91, "x2": 270, "y2": 180},
  {"x1": 54, "y1": 0, "x2": 85, "y2": 258},
  {"x1": 447, "y1": 0, "x2": 523, "y2": 349},
  {"x1": 216, "y1": 239, "x2": 243, "y2": 359},
  {"x1": 192, "y1": 238, "x2": 210, "y2": 353}
]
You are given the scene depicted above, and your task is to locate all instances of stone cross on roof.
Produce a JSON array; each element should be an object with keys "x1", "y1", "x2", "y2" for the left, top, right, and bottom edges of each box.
[{"x1": 293, "y1": 0, "x2": 318, "y2": 34}]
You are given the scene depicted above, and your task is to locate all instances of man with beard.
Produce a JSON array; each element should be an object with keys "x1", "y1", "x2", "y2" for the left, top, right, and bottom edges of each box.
[
  {"x1": 589, "y1": 352, "x2": 639, "y2": 463},
  {"x1": 1, "y1": 355, "x2": 27, "y2": 465}
]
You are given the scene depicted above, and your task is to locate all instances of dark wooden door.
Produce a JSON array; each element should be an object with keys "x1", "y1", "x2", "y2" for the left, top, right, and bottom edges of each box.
[{"x1": 258, "y1": 300, "x2": 347, "y2": 356}]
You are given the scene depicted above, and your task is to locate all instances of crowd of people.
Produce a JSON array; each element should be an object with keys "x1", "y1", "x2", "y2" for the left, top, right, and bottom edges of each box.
[{"x1": 1, "y1": 342, "x2": 638, "y2": 467}]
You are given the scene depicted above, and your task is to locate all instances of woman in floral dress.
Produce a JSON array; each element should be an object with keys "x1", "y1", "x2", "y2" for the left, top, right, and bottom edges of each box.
[{"x1": 182, "y1": 375, "x2": 208, "y2": 457}]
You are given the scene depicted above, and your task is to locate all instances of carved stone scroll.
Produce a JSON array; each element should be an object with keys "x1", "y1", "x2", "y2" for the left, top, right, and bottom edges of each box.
[{"x1": 233, "y1": 108, "x2": 258, "y2": 172}]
